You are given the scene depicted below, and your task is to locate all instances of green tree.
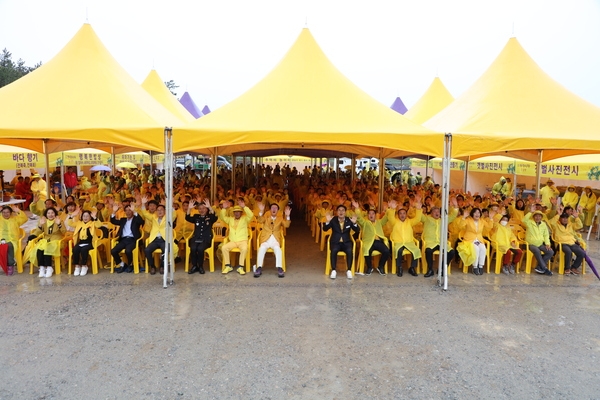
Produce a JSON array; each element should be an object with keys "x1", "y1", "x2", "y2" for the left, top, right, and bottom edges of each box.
[
  {"x1": 164, "y1": 79, "x2": 179, "y2": 96},
  {"x1": 0, "y1": 48, "x2": 41, "y2": 88}
]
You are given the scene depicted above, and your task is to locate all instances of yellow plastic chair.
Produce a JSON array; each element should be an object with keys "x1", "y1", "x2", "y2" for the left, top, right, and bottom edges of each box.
[
  {"x1": 457, "y1": 232, "x2": 490, "y2": 274},
  {"x1": 325, "y1": 235, "x2": 356, "y2": 276},
  {"x1": 256, "y1": 224, "x2": 286, "y2": 271},
  {"x1": 221, "y1": 227, "x2": 252, "y2": 272},
  {"x1": 110, "y1": 227, "x2": 144, "y2": 274},
  {"x1": 391, "y1": 238, "x2": 421, "y2": 275},
  {"x1": 68, "y1": 234, "x2": 100, "y2": 275},
  {"x1": 551, "y1": 233, "x2": 587, "y2": 275},
  {"x1": 15, "y1": 228, "x2": 26, "y2": 273},
  {"x1": 184, "y1": 230, "x2": 216, "y2": 273},
  {"x1": 27, "y1": 235, "x2": 62, "y2": 275},
  {"x1": 319, "y1": 227, "x2": 331, "y2": 252}
]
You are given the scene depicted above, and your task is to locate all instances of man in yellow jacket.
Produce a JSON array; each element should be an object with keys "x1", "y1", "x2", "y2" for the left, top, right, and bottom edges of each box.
[
  {"x1": 549, "y1": 209, "x2": 585, "y2": 275},
  {"x1": 141, "y1": 199, "x2": 174, "y2": 275},
  {"x1": 421, "y1": 205, "x2": 458, "y2": 277},
  {"x1": 353, "y1": 201, "x2": 389, "y2": 276},
  {"x1": 0, "y1": 205, "x2": 28, "y2": 275},
  {"x1": 387, "y1": 198, "x2": 423, "y2": 277},
  {"x1": 522, "y1": 207, "x2": 554, "y2": 275},
  {"x1": 220, "y1": 200, "x2": 254, "y2": 275},
  {"x1": 254, "y1": 203, "x2": 291, "y2": 278}
]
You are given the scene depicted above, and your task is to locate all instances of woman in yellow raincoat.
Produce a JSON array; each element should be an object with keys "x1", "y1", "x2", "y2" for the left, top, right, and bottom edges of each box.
[
  {"x1": 457, "y1": 207, "x2": 493, "y2": 276},
  {"x1": 0, "y1": 205, "x2": 28, "y2": 275},
  {"x1": 562, "y1": 185, "x2": 579, "y2": 209},
  {"x1": 29, "y1": 207, "x2": 66, "y2": 278},
  {"x1": 578, "y1": 186, "x2": 597, "y2": 231},
  {"x1": 491, "y1": 214, "x2": 522, "y2": 274}
]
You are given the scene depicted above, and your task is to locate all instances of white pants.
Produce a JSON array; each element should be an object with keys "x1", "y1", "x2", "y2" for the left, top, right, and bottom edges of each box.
[
  {"x1": 472, "y1": 242, "x2": 487, "y2": 267},
  {"x1": 257, "y1": 235, "x2": 282, "y2": 268}
]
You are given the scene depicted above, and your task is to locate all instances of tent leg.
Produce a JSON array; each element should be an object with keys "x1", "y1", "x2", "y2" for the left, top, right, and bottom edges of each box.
[
  {"x1": 163, "y1": 127, "x2": 174, "y2": 288},
  {"x1": 378, "y1": 151, "x2": 384, "y2": 213},
  {"x1": 463, "y1": 156, "x2": 470, "y2": 192},
  {"x1": 211, "y1": 150, "x2": 218, "y2": 205},
  {"x1": 438, "y1": 133, "x2": 452, "y2": 291},
  {"x1": 535, "y1": 150, "x2": 543, "y2": 198}
]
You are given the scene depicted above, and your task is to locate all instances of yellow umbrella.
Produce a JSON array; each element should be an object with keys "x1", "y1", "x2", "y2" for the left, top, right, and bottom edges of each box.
[{"x1": 117, "y1": 161, "x2": 137, "y2": 169}]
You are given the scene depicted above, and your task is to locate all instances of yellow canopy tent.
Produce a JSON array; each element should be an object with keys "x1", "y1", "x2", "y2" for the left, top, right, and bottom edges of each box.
[
  {"x1": 425, "y1": 37, "x2": 600, "y2": 162},
  {"x1": 175, "y1": 28, "x2": 442, "y2": 159},
  {"x1": 141, "y1": 69, "x2": 195, "y2": 124},
  {"x1": 0, "y1": 23, "x2": 181, "y2": 153},
  {"x1": 404, "y1": 77, "x2": 454, "y2": 125}
]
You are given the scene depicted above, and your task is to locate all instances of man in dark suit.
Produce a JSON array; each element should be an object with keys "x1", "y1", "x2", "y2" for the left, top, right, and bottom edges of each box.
[
  {"x1": 110, "y1": 204, "x2": 145, "y2": 273},
  {"x1": 323, "y1": 205, "x2": 360, "y2": 279}
]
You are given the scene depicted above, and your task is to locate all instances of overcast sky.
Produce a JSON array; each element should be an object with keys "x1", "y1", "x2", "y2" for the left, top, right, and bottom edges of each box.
[{"x1": 1, "y1": 0, "x2": 599, "y2": 112}]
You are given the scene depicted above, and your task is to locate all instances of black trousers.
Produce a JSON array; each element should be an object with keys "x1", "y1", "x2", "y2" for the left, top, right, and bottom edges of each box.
[
  {"x1": 330, "y1": 241, "x2": 353, "y2": 271},
  {"x1": 72, "y1": 243, "x2": 93, "y2": 265},
  {"x1": 424, "y1": 245, "x2": 456, "y2": 271},
  {"x1": 395, "y1": 246, "x2": 417, "y2": 269},
  {"x1": 145, "y1": 238, "x2": 166, "y2": 268},
  {"x1": 189, "y1": 239, "x2": 212, "y2": 267},
  {"x1": 111, "y1": 237, "x2": 137, "y2": 265},
  {"x1": 364, "y1": 239, "x2": 390, "y2": 269}
]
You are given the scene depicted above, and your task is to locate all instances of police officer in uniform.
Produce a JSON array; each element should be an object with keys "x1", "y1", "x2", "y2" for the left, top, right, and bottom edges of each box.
[{"x1": 186, "y1": 198, "x2": 218, "y2": 274}]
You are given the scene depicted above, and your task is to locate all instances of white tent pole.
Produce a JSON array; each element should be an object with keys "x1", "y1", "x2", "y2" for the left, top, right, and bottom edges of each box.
[
  {"x1": 211, "y1": 149, "x2": 218, "y2": 204},
  {"x1": 438, "y1": 133, "x2": 452, "y2": 291},
  {"x1": 42, "y1": 139, "x2": 51, "y2": 198},
  {"x1": 535, "y1": 150, "x2": 543, "y2": 198},
  {"x1": 111, "y1": 146, "x2": 116, "y2": 175},
  {"x1": 60, "y1": 161, "x2": 66, "y2": 205},
  {"x1": 378, "y1": 150, "x2": 384, "y2": 213},
  {"x1": 231, "y1": 154, "x2": 236, "y2": 193},
  {"x1": 463, "y1": 156, "x2": 470, "y2": 192},
  {"x1": 513, "y1": 160, "x2": 518, "y2": 198},
  {"x1": 163, "y1": 127, "x2": 174, "y2": 288}
]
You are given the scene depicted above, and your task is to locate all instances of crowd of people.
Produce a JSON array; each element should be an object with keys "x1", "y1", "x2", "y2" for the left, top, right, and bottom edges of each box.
[{"x1": 0, "y1": 162, "x2": 598, "y2": 282}]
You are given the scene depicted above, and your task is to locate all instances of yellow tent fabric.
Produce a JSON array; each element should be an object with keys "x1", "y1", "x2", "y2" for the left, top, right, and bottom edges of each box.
[
  {"x1": 0, "y1": 23, "x2": 181, "y2": 152},
  {"x1": 176, "y1": 28, "x2": 442, "y2": 158},
  {"x1": 141, "y1": 70, "x2": 195, "y2": 124},
  {"x1": 404, "y1": 77, "x2": 454, "y2": 124},
  {"x1": 425, "y1": 37, "x2": 600, "y2": 161}
]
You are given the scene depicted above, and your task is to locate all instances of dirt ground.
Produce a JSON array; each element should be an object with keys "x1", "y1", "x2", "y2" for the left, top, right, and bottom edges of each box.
[{"x1": 1, "y1": 214, "x2": 600, "y2": 399}]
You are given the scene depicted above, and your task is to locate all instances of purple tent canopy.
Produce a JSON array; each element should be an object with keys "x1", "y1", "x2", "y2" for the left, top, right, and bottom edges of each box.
[
  {"x1": 202, "y1": 105, "x2": 211, "y2": 115},
  {"x1": 390, "y1": 97, "x2": 407, "y2": 115},
  {"x1": 179, "y1": 92, "x2": 204, "y2": 119}
]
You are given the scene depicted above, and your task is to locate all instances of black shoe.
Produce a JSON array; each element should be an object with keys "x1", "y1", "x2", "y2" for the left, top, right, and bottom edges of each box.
[
  {"x1": 396, "y1": 267, "x2": 403, "y2": 277},
  {"x1": 125, "y1": 264, "x2": 134, "y2": 273},
  {"x1": 365, "y1": 267, "x2": 373, "y2": 276},
  {"x1": 198, "y1": 265, "x2": 205, "y2": 274},
  {"x1": 150, "y1": 266, "x2": 156, "y2": 275},
  {"x1": 408, "y1": 266, "x2": 418, "y2": 276},
  {"x1": 424, "y1": 269, "x2": 434, "y2": 278},
  {"x1": 479, "y1": 267, "x2": 484, "y2": 275},
  {"x1": 115, "y1": 264, "x2": 126, "y2": 274},
  {"x1": 377, "y1": 266, "x2": 386, "y2": 276},
  {"x1": 159, "y1": 266, "x2": 164, "y2": 275},
  {"x1": 174, "y1": 256, "x2": 182, "y2": 263},
  {"x1": 472, "y1": 267, "x2": 478, "y2": 275},
  {"x1": 188, "y1": 265, "x2": 199, "y2": 274}
]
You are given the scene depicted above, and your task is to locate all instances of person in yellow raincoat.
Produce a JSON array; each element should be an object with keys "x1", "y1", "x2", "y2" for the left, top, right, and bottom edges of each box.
[
  {"x1": 28, "y1": 207, "x2": 66, "y2": 278},
  {"x1": 0, "y1": 205, "x2": 28, "y2": 275},
  {"x1": 457, "y1": 207, "x2": 493, "y2": 276},
  {"x1": 420, "y1": 201, "x2": 458, "y2": 278},
  {"x1": 491, "y1": 214, "x2": 522, "y2": 275},
  {"x1": 540, "y1": 179, "x2": 560, "y2": 209},
  {"x1": 386, "y1": 198, "x2": 422, "y2": 277},
  {"x1": 353, "y1": 200, "x2": 390, "y2": 276},
  {"x1": 578, "y1": 186, "x2": 597, "y2": 231},
  {"x1": 562, "y1": 185, "x2": 579, "y2": 209},
  {"x1": 548, "y1": 209, "x2": 586, "y2": 275},
  {"x1": 70, "y1": 210, "x2": 102, "y2": 277}
]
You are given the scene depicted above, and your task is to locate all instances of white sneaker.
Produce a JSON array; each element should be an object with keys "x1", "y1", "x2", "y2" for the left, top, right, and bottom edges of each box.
[
  {"x1": 330, "y1": 270, "x2": 337, "y2": 279},
  {"x1": 45, "y1": 266, "x2": 54, "y2": 278},
  {"x1": 38, "y1": 266, "x2": 46, "y2": 278},
  {"x1": 80, "y1": 266, "x2": 88, "y2": 276},
  {"x1": 74, "y1": 266, "x2": 81, "y2": 276},
  {"x1": 347, "y1": 270, "x2": 353, "y2": 279}
]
